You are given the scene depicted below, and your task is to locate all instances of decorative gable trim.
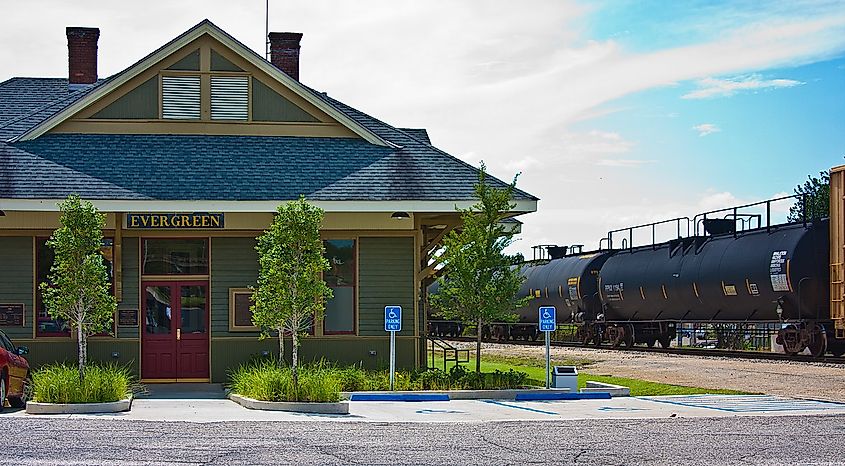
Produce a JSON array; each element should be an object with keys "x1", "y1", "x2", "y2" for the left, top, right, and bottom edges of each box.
[{"x1": 15, "y1": 20, "x2": 393, "y2": 147}]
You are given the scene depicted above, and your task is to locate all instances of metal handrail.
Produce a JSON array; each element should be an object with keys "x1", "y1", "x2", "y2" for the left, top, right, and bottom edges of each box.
[
  {"x1": 692, "y1": 193, "x2": 811, "y2": 236},
  {"x1": 605, "y1": 217, "x2": 691, "y2": 251},
  {"x1": 427, "y1": 336, "x2": 469, "y2": 371}
]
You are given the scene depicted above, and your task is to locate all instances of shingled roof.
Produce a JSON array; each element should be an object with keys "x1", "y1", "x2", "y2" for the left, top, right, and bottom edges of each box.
[{"x1": 0, "y1": 21, "x2": 537, "y2": 207}]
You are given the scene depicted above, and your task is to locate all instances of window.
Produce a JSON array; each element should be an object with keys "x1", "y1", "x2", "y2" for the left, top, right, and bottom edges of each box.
[
  {"x1": 36, "y1": 238, "x2": 114, "y2": 337},
  {"x1": 161, "y1": 75, "x2": 201, "y2": 119},
  {"x1": 211, "y1": 76, "x2": 249, "y2": 120},
  {"x1": 229, "y1": 288, "x2": 257, "y2": 331},
  {"x1": 142, "y1": 239, "x2": 208, "y2": 275},
  {"x1": 323, "y1": 239, "x2": 356, "y2": 334}
]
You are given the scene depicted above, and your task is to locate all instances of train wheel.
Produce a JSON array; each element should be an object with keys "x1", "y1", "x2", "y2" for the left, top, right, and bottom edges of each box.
[
  {"x1": 659, "y1": 334, "x2": 673, "y2": 349},
  {"x1": 646, "y1": 339, "x2": 655, "y2": 348},
  {"x1": 807, "y1": 324, "x2": 827, "y2": 358}
]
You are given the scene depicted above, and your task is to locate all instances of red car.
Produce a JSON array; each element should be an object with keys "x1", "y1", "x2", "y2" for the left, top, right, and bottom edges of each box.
[{"x1": 0, "y1": 329, "x2": 30, "y2": 411}]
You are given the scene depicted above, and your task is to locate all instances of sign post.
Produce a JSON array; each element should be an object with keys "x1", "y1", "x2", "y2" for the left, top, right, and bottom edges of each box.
[
  {"x1": 538, "y1": 306, "x2": 556, "y2": 389},
  {"x1": 384, "y1": 306, "x2": 402, "y2": 390}
]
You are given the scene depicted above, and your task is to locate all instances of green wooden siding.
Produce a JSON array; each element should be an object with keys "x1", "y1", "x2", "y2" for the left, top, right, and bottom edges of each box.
[
  {"x1": 252, "y1": 78, "x2": 319, "y2": 122},
  {"x1": 91, "y1": 76, "x2": 159, "y2": 119},
  {"x1": 0, "y1": 237, "x2": 33, "y2": 339},
  {"x1": 22, "y1": 340, "x2": 139, "y2": 374},
  {"x1": 210, "y1": 237, "x2": 259, "y2": 337},
  {"x1": 358, "y1": 237, "x2": 415, "y2": 336},
  {"x1": 117, "y1": 238, "x2": 140, "y2": 339},
  {"x1": 210, "y1": 50, "x2": 243, "y2": 71},
  {"x1": 210, "y1": 337, "x2": 417, "y2": 382},
  {"x1": 167, "y1": 49, "x2": 200, "y2": 71}
]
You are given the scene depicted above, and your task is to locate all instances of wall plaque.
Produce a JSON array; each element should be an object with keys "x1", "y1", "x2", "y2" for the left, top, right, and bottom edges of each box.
[
  {"x1": 118, "y1": 309, "x2": 139, "y2": 327},
  {"x1": 126, "y1": 212, "x2": 224, "y2": 229},
  {"x1": 0, "y1": 304, "x2": 25, "y2": 327}
]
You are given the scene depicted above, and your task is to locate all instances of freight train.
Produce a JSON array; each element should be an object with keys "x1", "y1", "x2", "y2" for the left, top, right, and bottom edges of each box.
[{"x1": 428, "y1": 165, "x2": 845, "y2": 358}]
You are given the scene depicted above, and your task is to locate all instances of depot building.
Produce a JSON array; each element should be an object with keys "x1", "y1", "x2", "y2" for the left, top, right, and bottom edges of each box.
[{"x1": 0, "y1": 20, "x2": 537, "y2": 382}]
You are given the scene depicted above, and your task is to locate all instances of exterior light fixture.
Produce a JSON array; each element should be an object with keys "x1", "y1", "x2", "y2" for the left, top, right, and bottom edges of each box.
[{"x1": 391, "y1": 211, "x2": 410, "y2": 219}]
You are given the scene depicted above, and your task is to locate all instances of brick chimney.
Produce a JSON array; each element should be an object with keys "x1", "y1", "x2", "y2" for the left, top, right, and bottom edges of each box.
[
  {"x1": 66, "y1": 27, "x2": 99, "y2": 86},
  {"x1": 268, "y1": 32, "x2": 303, "y2": 81}
]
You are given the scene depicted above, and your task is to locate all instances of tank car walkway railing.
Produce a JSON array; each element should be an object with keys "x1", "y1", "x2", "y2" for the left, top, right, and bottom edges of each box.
[{"x1": 427, "y1": 336, "x2": 470, "y2": 371}]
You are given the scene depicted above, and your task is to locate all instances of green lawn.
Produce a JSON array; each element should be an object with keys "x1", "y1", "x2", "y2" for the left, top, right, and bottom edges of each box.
[{"x1": 429, "y1": 352, "x2": 752, "y2": 396}]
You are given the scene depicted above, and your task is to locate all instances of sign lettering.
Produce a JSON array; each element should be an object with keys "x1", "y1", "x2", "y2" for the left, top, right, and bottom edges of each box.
[{"x1": 126, "y1": 213, "x2": 224, "y2": 229}]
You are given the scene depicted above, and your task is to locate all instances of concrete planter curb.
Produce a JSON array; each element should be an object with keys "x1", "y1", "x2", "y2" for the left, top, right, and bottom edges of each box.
[
  {"x1": 26, "y1": 397, "x2": 132, "y2": 415},
  {"x1": 229, "y1": 393, "x2": 349, "y2": 414}
]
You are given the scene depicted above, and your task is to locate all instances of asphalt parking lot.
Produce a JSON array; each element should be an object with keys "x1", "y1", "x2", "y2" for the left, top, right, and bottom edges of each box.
[{"x1": 1, "y1": 413, "x2": 844, "y2": 465}]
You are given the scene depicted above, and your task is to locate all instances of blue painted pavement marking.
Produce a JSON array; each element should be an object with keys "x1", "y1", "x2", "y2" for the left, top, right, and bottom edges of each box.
[
  {"x1": 350, "y1": 393, "x2": 450, "y2": 402},
  {"x1": 416, "y1": 409, "x2": 464, "y2": 414},
  {"x1": 597, "y1": 406, "x2": 648, "y2": 412},
  {"x1": 480, "y1": 399, "x2": 558, "y2": 415},
  {"x1": 516, "y1": 392, "x2": 612, "y2": 401},
  {"x1": 643, "y1": 395, "x2": 845, "y2": 413}
]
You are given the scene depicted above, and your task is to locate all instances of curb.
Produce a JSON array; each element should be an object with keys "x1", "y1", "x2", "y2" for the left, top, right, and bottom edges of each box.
[
  {"x1": 26, "y1": 397, "x2": 132, "y2": 415},
  {"x1": 228, "y1": 393, "x2": 350, "y2": 414},
  {"x1": 350, "y1": 393, "x2": 449, "y2": 402}
]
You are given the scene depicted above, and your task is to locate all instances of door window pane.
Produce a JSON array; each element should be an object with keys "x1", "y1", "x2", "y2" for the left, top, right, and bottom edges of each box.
[
  {"x1": 323, "y1": 239, "x2": 355, "y2": 334},
  {"x1": 180, "y1": 285, "x2": 206, "y2": 334},
  {"x1": 143, "y1": 239, "x2": 208, "y2": 275},
  {"x1": 145, "y1": 286, "x2": 172, "y2": 334}
]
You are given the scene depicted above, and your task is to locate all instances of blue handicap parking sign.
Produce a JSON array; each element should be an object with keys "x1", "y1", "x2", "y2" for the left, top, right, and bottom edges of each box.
[
  {"x1": 385, "y1": 306, "x2": 402, "y2": 332},
  {"x1": 539, "y1": 306, "x2": 556, "y2": 332}
]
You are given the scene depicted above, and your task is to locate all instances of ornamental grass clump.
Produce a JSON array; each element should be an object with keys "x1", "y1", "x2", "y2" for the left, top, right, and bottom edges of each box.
[
  {"x1": 32, "y1": 363, "x2": 132, "y2": 404},
  {"x1": 229, "y1": 360, "x2": 342, "y2": 403}
]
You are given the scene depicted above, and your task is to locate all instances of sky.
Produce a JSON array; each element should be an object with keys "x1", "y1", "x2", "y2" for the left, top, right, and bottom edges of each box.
[{"x1": 1, "y1": 1, "x2": 843, "y2": 256}]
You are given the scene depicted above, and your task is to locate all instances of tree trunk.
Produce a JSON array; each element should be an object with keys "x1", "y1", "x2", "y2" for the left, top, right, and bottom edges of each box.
[
  {"x1": 291, "y1": 329, "x2": 299, "y2": 391},
  {"x1": 476, "y1": 317, "x2": 482, "y2": 373},
  {"x1": 277, "y1": 327, "x2": 285, "y2": 365},
  {"x1": 77, "y1": 323, "x2": 87, "y2": 381}
]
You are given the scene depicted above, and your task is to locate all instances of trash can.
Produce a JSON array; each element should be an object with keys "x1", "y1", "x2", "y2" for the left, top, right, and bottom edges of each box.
[{"x1": 551, "y1": 366, "x2": 578, "y2": 392}]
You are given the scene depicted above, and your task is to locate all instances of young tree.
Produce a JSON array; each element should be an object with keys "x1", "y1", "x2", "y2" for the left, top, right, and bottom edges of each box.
[
  {"x1": 788, "y1": 171, "x2": 830, "y2": 222},
  {"x1": 251, "y1": 197, "x2": 333, "y2": 388},
  {"x1": 430, "y1": 164, "x2": 530, "y2": 372},
  {"x1": 41, "y1": 195, "x2": 117, "y2": 380}
]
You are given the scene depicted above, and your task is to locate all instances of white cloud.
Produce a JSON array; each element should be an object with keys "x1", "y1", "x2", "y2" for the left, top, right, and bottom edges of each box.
[
  {"x1": 595, "y1": 159, "x2": 655, "y2": 167},
  {"x1": 683, "y1": 74, "x2": 805, "y2": 99},
  {"x1": 693, "y1": 123, "x2": 721, "y2": 136}
]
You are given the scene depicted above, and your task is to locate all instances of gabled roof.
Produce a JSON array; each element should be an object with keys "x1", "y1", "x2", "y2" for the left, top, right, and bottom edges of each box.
[
  {"x1": 13, "y1": 20, "x2": 392, "y2": 147},
  {"x1": 0, "y1": 21, "x2": 538, "y2": 211}
]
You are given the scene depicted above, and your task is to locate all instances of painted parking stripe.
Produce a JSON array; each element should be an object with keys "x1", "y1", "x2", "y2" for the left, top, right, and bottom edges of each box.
[
  {"x1": 479, "y1": 399, "x2": 558, "y2": 415},
  {"x1": 643, "y1": 395, "x2": 845, "y2": 413},
  {"x1": 350, "y1": 393, "x2": 450, "y2": 402}
]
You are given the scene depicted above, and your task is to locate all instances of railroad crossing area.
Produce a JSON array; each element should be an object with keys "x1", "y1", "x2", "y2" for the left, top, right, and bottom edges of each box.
[{"x1": 5, "y1": 393, "x2": 845, "y2": 423}]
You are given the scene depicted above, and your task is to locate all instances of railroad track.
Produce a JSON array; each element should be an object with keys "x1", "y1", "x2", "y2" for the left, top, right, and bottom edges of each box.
[{"x1": 436, "y1": 335, "x2": 845, "y2": 365}]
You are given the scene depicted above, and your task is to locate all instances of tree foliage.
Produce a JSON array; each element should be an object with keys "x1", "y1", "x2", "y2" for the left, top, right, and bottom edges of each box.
[
  {"x1": 251, "y1": 196, "x2": 333, "y2": 388},
  {"x1": 430, "y1": 164, "x2": 530, "y2": 372},
  {"x1": 788, "y1": 171, "x2": 830, "y2": 222},
  {"x1": 40, "y1": 195, "x2": 117, "y2": 380}
]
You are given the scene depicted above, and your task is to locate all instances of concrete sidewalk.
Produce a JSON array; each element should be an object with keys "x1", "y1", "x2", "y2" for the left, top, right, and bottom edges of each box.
[{"x1": 5, "y1": 393, "x2": 845, "y2": 423}]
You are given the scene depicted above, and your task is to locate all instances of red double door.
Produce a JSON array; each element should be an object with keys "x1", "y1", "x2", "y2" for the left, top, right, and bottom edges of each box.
[{"x1": 141, "y1": 281, "x2": 209, "y2": 380}]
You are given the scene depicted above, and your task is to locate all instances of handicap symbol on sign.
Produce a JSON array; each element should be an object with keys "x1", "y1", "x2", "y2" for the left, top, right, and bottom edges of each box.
[
  {"x1": 542, "y1": 309, "x2": 552, "y2": 320},
  {"x1": 388, "y1": 310, "x2": 397, "y2": 319}
]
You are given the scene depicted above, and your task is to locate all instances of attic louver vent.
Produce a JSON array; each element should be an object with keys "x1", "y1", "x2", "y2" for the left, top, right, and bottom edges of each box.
[
  {"x1": 211, "y1": 76, "x2": 249, "y2": 120},
  {"x1": 162, "y1": 75, "x2": 201, "y2": 119}
]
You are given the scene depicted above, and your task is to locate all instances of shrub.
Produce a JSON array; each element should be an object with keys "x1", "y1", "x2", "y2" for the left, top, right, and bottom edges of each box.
[
  {"x1": 32, "y1": 363, "x2": 133, "y2": 404},
  {"x1": 229, "y1": 359, "x2": 342, "y2": 402}
]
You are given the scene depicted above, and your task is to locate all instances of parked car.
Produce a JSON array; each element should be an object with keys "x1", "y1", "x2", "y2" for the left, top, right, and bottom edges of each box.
[{"x1": 0, "y1": 329, "x2": 30, "y2": 411}]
